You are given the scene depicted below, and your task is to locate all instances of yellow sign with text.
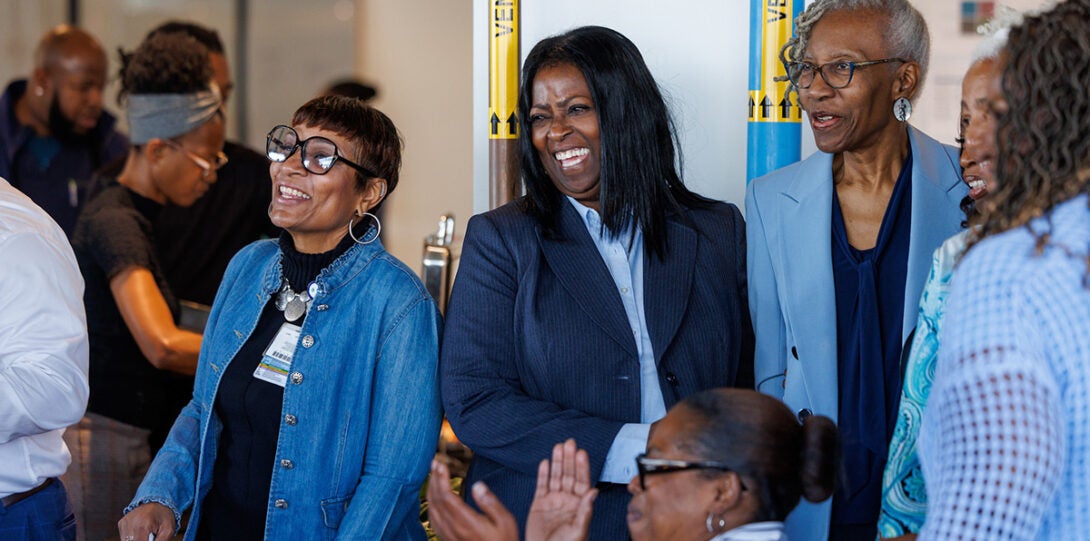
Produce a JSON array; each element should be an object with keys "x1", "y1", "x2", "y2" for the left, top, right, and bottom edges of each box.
[
  {"x1": 489, "y1": 0, "x2": 519, "y2": 140},
  {"x1": 748, "y1": 0, "x2": 801, "y2": 123}
]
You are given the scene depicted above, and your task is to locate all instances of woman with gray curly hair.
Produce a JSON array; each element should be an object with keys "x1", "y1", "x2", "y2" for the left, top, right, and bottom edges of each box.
[{"x1": 745, "y1": 0, "x2": 967, "y2": 539}]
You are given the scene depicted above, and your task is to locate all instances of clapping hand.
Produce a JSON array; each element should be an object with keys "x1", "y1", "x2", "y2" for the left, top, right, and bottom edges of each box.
[
  {"x1": 525, "y1": 439, "x2": 598, "y2": 541},
  {"x1": 427, "y1": 459, "x2": 519, "y2": 541}
]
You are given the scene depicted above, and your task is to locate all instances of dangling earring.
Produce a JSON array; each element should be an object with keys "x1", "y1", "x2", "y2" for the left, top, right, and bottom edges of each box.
[
  {"x1": 348, "y1": 211, "x2": 382, "y2": 245},
  {"x1": 34, "y1": 87, "x2": 44, "y2": 97},
  {"x1": 893, "y1": 97, "x2": 912, "y2": 122},
  {"x1": 705, "y1": 512, "x2": 726, "y2": 533}
]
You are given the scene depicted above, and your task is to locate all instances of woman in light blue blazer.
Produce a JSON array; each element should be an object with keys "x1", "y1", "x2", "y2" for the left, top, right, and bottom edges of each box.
[{"x1": 745, "y1": 1, "x2": 966, "y2": 539}]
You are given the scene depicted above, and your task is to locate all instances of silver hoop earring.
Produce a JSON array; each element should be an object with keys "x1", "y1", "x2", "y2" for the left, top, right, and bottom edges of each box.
[
  {"x1": 348, "y1": 212, "x2": 381, "y2": 245},
  {"x1": 705, "y1": 512, "x2": 725, "y2": 533},
  {"x1": 893, "y1": 97, "x2": 912, "y2": 122}
]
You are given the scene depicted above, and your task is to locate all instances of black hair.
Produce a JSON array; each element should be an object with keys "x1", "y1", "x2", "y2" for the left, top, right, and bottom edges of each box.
[
  {"x1": 290, "y1": 95, "x2": 402, "y2": 212},
  {"x1": 517, "y1": 25, "x2": 714, "y2": 259},
  {"x1": 118, "y1": 32, "x2": 211, "y2": 101},
  {"x1": 681, "y1": 388, "x2": 839, "y2": 522},
  {"x1": 145, "y1": 20, "x2": 224, "y2": 54},
  {"x1": 323, "y1": 79, "x2": 378, "y2": 102}
]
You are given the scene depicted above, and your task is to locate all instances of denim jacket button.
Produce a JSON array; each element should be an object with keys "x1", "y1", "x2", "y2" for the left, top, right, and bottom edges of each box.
[
  {"x1": 301, "y1": 335, "x2": 315, "y2": 348},
  {"x1": 284, "y1": 414, "x2": 297, "y2": 425},
  {"x1": 290, "y1": 372, "x2": 303, "y2": 384},
  {"x1": 280, "y1": 458, "x2": 294, "y2": 469},
  {"x1": 274, "y1": 499, "x2": 288, "y2": 509}
]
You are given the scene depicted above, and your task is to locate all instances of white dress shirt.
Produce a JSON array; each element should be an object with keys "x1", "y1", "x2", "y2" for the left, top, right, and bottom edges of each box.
[{"x1": 0, "y1": 177, "x2": 89, "y2": 497}]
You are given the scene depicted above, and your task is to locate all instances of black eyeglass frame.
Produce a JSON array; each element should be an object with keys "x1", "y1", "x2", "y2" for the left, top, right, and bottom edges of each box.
[
  {"x1": 784, "y1": 58, "x2": 908, "y2": 90},
  {"x1": 635, "y1": 453, "x2": 745, "y2": 491},
  {"x1": 266, "y1": 124, "x2": 378, "y2": 178}
]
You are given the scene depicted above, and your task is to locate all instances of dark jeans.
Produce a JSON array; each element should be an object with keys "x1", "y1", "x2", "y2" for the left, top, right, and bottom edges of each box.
[{"x1": 0, "y1": 479, "x2": 76, "y2": 541}]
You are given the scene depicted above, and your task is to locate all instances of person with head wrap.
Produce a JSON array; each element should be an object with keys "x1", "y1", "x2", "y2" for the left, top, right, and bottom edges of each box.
[
  {"x1": 64, "y1": 32, "x2": 225, "y2": 541},
  {"x1": 0, "y1": 24, "x2": 128, "y2": 236}
]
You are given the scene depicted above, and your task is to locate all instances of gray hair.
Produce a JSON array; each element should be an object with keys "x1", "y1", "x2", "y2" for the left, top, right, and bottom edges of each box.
[
  {"x1": 779, "y1": 0, "x2": 931, "y2": 99},
  {"x1": 970, "y1": 6, "x2": 1024, "y2": 63}
]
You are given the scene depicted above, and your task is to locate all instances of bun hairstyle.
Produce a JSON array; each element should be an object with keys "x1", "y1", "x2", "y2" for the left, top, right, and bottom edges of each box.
[{"x1": 680, "y1": 388, "x2": 839, "y2": 522}]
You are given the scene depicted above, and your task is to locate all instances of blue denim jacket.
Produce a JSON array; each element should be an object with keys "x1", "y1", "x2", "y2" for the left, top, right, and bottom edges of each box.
[{"x1": 126, "y1": 236, "x2": 442, "y2": 540}]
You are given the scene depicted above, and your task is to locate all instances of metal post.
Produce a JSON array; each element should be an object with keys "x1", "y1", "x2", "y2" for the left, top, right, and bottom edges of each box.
[
  {"x1": 746, "y1": 0, "x2": 803, "y2": 182},
  {"x1": 488, "y1": 0, "x2": 520, "y2": 209}
]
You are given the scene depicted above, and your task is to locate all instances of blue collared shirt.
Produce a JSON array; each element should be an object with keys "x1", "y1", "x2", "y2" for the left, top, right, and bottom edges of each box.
[{"x1": 566, "y1": 197, "x2": 666, "y2": 483}]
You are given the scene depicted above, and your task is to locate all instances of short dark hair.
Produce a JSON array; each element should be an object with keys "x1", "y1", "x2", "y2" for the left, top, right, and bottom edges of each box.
[
  {"x1": 517, "y1": 26, "x2": 713, "y2": 259},
  {"x1": 323, "y1": 79, "x2": 378, "y2": 102},
  {"x1": 290, "y1": 95, "x2": 402, "y2": 212},
  {"x1": 119, "y1": 32, "x2": 210, "y2": 101},
  {"x1": 145, "y1": 20, "x2": 224, "y2": 54},
  {"x1": 680, "y1": 389, "x2": 839, "y2": 522}
]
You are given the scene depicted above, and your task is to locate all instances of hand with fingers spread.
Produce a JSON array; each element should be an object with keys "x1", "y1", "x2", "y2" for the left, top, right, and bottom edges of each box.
[
  {"x1": 525, "y1": 439, "x2": 598, "y2": 541},
  {"x1": 426, "y1": 459, "x2": 519, "y2": 541}
]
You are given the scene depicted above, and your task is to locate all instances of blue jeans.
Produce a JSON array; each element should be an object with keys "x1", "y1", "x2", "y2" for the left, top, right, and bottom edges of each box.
[{"x1": 0, "y1": 479, "x2": 76, "y2": 541}]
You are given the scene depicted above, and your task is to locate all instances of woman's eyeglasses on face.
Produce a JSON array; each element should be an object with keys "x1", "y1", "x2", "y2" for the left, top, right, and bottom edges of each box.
[
  {"x1": 163, "y1": 139, "x2": 228, "y2": 180},
  {"x1": 785, "y1": 58, "x2": 907, "y2": 90},
  {"x1": 635, "y1": 454, "x2": 745, "y2": 491},
  {"x1": 265, "y1": 125, "x2": 377, "y2": 178}
]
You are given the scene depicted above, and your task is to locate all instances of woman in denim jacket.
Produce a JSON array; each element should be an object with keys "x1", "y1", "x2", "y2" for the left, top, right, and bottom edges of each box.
[{"x1": 118, "y1": 96, "x2": 442, "y2": 541}]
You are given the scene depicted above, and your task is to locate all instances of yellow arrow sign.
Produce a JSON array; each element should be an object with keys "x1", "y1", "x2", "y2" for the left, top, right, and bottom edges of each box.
[
  {"x1": 489, "y1": 0, "x2": 519, "y2": 140},
  {"x1": 749, "y1": 0, "x2": 801, "y2": 123}
]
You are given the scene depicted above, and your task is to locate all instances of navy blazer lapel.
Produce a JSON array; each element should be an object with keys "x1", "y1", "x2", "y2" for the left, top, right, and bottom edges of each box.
[
  {"x1": 644, "y1": 213, "x2": 696, "y2": 364},
  {"x1": 540, "y1": 202, "x2": 637, "y2": 356}
]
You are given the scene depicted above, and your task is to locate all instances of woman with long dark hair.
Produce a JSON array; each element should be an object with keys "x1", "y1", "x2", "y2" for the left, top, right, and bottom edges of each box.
[{"x1": 441, "y1": 25, "x2": 753, "y2": 538}]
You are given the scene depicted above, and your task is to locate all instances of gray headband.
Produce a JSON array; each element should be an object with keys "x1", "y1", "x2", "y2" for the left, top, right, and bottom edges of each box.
[{"x1": 127, "y1": 84, "x2": 222, "y2": 144}]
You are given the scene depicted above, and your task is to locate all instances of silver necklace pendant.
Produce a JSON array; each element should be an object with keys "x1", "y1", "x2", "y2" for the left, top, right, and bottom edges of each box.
[{"x1": 276, "y1": 281, "x2": 312, "y2": 322}]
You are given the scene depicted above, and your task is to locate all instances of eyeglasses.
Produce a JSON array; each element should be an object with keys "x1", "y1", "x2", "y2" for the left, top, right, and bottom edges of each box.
[
  {"x1": 164, "y1": 139, "x2": 228, "y2": 180},
  {"x1": 635, "y1": 454, "x2": 744, "y2": 491},
  {"x1": 266, "y1": 125, "x2": 377, "y2": 178},
  {"x1": 785, "y1": 58, "x2": 907, "y2": 90}
]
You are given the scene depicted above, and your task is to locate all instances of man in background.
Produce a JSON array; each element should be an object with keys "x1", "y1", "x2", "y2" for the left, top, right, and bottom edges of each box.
[
  {"x1": 0, "y1": 25, "x2": 128, "y2": 236},
  {"x1": 0, "y1": 176, "x2": 89, "y2": 541}
]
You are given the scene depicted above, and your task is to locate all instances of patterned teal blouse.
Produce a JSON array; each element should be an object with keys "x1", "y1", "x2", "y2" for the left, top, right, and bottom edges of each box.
[{"x1": 877, "y1": 229, "x2": 969, "y2": 538}]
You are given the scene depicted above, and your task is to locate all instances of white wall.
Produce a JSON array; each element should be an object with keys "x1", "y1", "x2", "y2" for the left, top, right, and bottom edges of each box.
[{"x1": 358, "y1": 0, "x2": 474, "y2": 273}]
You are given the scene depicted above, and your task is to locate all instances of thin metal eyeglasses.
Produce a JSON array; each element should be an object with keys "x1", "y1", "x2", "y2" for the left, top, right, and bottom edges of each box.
[
  {"x1": 163, "y1": 139, "x2": 228, "y2": 180},
  {"x1": 785, "y1": 58, "x2": 907, "y2": 89},
  {"x1": 266, "y1": 125, "x2": 377, "y2": 178},
  {"x1": 635, "y1": 454, "x2": 745, "y2": 491}
]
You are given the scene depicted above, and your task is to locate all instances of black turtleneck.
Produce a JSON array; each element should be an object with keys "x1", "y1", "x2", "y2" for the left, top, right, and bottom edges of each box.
[{"x1": 197, "y1": 231, "x2": 355, "y2": 540}]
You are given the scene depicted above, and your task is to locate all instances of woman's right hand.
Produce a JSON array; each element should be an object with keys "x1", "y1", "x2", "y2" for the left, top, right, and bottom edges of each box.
[
  {"x1": 525, "y1": 439, "x2": 597, "y2": 541},
  {"x1": 118, "y1": 502, "x2": 176, "y2": 541}
]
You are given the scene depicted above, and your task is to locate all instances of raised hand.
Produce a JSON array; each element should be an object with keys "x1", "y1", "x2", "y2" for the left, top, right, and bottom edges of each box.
[{"x1": 525, "y1": 439, "x2": 598, "y2": 541}]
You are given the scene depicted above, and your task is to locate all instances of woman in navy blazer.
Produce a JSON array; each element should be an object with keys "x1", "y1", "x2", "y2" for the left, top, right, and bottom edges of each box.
[
  {"x1": 440, "y1": 26, "x2": 753, "y2": 539},
  {"x1": 745, "y1": 1, "x2": 967, "y2": 539}
]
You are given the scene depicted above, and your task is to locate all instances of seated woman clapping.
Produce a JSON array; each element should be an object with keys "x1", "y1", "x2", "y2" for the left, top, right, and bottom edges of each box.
[{"x1": 428, "y1": 388, "x2": 839, "y2": 541}]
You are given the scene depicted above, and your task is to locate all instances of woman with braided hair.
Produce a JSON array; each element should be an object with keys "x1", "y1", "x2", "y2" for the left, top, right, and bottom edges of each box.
[
  {"x1": 918, "y1": 1, "x2": 1090, "y2": 538},
  {"x1": 745, "y1": 0, "x2": 966, "y2": 538}
]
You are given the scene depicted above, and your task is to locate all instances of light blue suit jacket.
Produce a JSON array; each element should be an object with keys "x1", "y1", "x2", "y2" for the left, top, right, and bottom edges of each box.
[{"x1": 744, "y1": 126, "x2": 966, "y2": 539}]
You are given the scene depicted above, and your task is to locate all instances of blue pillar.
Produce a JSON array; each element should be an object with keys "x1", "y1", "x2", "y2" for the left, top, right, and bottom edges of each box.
[{"x1": 747, "y1": 0, "x2": 804, "y2": 182}]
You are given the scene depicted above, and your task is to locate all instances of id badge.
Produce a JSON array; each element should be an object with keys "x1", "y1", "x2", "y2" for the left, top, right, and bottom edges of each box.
[{"x1": 254, "y1": 323, "x2": 301, "y2": 387}]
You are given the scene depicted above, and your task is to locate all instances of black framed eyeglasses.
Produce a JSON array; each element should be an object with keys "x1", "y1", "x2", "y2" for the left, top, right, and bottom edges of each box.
[
  {"x1": 785, "y1": 58, "x2": 907, "y2": 89},
  {"x1": 163, "y1": 139, "x2": 228, "y2": 180},
  {"x1": 266, "y1": 124, "x2": 377, "y2": 178},
  {"x1": 635, "y1": 454, "x2": 744, "y2": 491}
]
